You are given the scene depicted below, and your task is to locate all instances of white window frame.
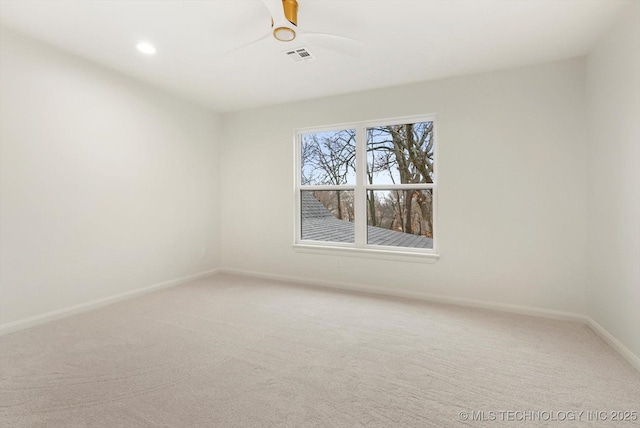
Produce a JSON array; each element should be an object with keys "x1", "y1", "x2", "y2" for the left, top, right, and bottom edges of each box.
[{"x1": 293, "y1": 114, "x2": 439, "y2": 262}]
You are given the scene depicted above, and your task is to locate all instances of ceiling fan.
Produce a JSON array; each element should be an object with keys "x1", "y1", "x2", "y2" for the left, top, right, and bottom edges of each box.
[{"x1": 225, "y1": 0, "x2": 363, "y2": 58}]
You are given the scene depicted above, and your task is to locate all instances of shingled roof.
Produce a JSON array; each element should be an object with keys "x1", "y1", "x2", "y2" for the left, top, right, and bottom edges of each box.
[{"x1": 301, "y1": 192, "x2": 433, "y2": 249}]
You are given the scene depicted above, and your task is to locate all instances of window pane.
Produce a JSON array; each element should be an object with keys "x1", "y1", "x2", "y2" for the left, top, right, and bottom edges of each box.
[
  {"x1": 366, "y1": 189, "x2": 433, "y2": 249},
  {"x1": 301, "y1": 129, "x2": 356, "y2": 185},
  {"x1": 301, "y1": 190, "x2": 355, "y2": 243},
  {"x1": 366, "y1": 122, "x2": 434, "y2": 185}
]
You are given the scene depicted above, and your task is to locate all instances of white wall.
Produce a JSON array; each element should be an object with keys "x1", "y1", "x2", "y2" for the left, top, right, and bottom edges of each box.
[
  {"x1": 0, "y1": 29, "x2": 221, "y2": 327},
  {"x1": 220, "y1": 58, "x2": 588, "y2": 315},
  {"x1": 585, "y1": 3, "x2": 640, "y2": 359}
]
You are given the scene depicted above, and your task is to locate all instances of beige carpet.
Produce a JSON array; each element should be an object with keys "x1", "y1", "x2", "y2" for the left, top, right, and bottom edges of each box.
[{"x1": 1, "y1": 273, "x2": 639, "y2": 427}]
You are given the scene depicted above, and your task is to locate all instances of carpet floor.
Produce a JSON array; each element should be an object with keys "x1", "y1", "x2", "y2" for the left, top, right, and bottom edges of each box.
[{"x1": 1, "y1": 273, "x2": 639, "y2": 427}]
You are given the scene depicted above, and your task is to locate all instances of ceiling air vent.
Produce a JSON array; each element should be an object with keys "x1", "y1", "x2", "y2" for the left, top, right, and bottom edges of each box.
[{"x1": 285, "y1": 47, "x2": 315, "y2": 62}]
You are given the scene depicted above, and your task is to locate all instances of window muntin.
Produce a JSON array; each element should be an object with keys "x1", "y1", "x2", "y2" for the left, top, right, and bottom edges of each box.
[{"x1": 296, "y1": 115, "x2": 437, "y2": 255}]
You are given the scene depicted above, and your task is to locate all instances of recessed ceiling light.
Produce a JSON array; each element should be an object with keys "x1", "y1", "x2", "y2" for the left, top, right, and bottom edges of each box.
[{"x1": 136, "y1": 42, "x2": 156, "y2": 55}]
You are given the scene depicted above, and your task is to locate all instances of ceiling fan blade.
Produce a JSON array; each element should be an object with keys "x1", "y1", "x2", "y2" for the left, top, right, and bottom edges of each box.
[
  {"x1": 222, "y1": 31, "x2": 271, "y2": 57},
  {"x1": 302, "y1": 32, "x2": 363, "y2": 57},
  {"x1": 260, "y1": 0, "x2": 284, "y2": 23}
]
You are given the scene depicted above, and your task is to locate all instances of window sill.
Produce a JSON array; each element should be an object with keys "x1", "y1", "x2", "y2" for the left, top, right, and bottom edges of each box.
[{"x1": 293, "y1": 244, "x2": 440, "y2": 264}]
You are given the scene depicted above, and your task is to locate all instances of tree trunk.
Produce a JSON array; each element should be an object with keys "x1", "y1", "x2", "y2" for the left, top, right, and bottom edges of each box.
[
  {"x1": 368, "y1": 190, "x2": 377, "y2": 226},
  {"x1": 417, "y1": 190, "x2": 433, "y2": 237},
  {"x1": 394, "y1": 191, "x2": 404, "y2": 231},
  {"x1": 403, "y1": 190, "x2": 413, "y2": 234}
]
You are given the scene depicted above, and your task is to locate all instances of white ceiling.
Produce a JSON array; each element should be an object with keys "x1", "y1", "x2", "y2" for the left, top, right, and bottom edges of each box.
[{"x1": 0, "y1": 0, "x2": 630, "y2": 112}]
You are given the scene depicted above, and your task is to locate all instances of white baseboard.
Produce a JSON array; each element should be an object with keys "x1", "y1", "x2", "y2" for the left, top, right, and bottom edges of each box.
[
  {"x1": 586, "y1": 317, "x2": 640, "y2": 372},
  {"x1": 3, "y1": 266, "x2": 638, "y2": 373},
  {"x1": 0, "y1": 268, "x2": 221, "y2": 336},
  {"x1": 218, "y1": 267, "x2": 640, "y2": 373},
  {"x1": 217, "y1": 267, "x2": 586, "y2": 322}
]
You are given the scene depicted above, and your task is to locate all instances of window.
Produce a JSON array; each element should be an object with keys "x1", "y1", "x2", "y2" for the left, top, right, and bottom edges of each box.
[{"x1": 295, "y1": 115, "x2": 437, "y2": 258}]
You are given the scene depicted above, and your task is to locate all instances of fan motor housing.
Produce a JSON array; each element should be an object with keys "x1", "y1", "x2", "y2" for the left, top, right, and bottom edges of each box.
[{"x1": 283, "y1": 0, "x2": 298, "y2": 26}]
